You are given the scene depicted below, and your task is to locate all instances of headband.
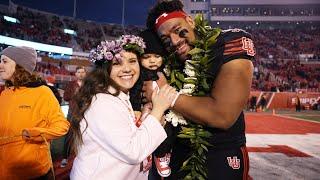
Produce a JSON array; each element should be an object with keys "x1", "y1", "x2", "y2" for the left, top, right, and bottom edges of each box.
[{"x1": 154, "y1": 11, "x2": 187, "y2": 30}]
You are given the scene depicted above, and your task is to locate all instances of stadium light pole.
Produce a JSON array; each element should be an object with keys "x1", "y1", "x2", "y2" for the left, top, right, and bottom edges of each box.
[
  {"x1": 122, "y1": 0, "x2": 126, "y2": 34},
  {"x1": 73, "y1": 0, "x2": 77, "y2": 19}
]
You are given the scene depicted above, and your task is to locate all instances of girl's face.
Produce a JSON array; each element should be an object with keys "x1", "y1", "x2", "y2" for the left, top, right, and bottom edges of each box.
[
  {"x1": 0, "y1": 55, "x2": 16, "y2": 81},
  {"x1": 140, "y1": 53, "x2": 163, "y2": 70},
  {"x1": 110, "y1": 51, "x2": 140, "y2": 93}
]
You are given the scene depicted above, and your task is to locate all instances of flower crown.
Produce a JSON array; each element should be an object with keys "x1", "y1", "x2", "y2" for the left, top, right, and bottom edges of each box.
[{"x1": 89, "y1": 35, "x2": 146, "y2": 64}]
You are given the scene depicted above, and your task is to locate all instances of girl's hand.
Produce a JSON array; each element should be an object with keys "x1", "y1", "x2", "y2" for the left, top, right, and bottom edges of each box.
[{"x1": 150, "y1": 84, "x2": 177, "y2": 121}]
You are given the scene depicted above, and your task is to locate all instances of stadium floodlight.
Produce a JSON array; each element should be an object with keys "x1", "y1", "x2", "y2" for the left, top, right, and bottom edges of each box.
[
  {"x1": 64, "y1": 29, "x2": 77, "y2": 36},
  {"x1": 3, "y1": 15, "x2": 20, "y2": 23},
  {"x1": 0, "y1": 35, "x2": 73, "y2": 55},
  {"x1": 48, "y1": 53, "x2": 71, "y2": 60}
]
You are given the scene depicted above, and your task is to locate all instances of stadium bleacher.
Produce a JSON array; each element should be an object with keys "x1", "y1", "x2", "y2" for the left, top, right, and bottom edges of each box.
[{"x1": 0, "y1": 3, "x2": 319, "y2": 92}]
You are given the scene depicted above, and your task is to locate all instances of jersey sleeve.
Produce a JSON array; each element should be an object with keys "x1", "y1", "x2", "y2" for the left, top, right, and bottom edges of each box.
[{"x1": 222, "y1": 29, "x2": 256, "y2": 63}]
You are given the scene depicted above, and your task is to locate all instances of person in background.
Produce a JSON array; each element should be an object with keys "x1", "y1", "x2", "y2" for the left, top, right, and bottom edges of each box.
[
  {"x1": 45, "y1": 75, "x2": 62, "y2": 104},
  {"x1": 60, "y1": 66, "x2": 87, "y2": 167},
  {"x1": 249, "y1": 96, "x2": 257, "y2": 112},
  {"x1": 63, "y1": 66, "x2": 87, "y2": 104},
  {"x1": 0, "y1": 46, "x2": 70, "y2": 179},
  {"x1": 310, "y1": 99, "x2": 318, "y2": 110},
  {"x1": 295, "y1": 96, "x2": 301, "y2": 112},
  {"x1": 259, "y1": 95, "x2": 267, "y2": 111},
  {"x1": 69, "y1": 35, "x2": 178, "y2": 179}
]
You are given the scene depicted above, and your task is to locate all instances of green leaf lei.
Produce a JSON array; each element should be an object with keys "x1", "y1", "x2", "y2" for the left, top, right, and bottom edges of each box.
[{"x1": 163, "y1": 14, "x2": 221, "y2": 179}]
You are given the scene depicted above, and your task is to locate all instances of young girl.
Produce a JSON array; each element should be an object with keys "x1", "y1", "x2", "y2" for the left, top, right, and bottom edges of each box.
[
  {"x1": 130, "y1": 29, "x2": 165, "y2": 112},
  {"x1": 69, "y1": 35, "x2": 178, "y2": 180},
  {"x1": 129, "y1": 29, "x2": 175, "y2": 178}
]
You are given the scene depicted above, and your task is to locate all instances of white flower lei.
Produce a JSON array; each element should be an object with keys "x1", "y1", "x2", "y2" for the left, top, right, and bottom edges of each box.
[{"x1": 164, "y1": 59, "x2": 199, "y2": 127}]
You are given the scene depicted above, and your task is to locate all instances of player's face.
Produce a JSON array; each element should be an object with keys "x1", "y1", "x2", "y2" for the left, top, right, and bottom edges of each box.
[
  {"x1": 110, "y1": 51, "x2": 140, "y2": 93},
  {"x1": 140, "y1": 54, "x2": 163, "y2": 70},
  {"x1": 157, "y1": 16, "x2": 196, "y2": 61}
]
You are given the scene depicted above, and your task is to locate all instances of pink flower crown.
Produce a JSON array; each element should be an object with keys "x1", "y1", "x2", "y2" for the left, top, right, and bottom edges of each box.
[{"x1": 89, "y1": 35, "x2": 146, "y2": 64}]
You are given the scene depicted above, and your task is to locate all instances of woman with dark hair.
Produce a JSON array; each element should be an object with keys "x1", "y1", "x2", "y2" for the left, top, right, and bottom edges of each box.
[
  {"x1": 0, "y1": 46, "x2": 70, "y2": 179},
  {"x1": 69, "y1": 35, "x2": 178, "y2": 180}
]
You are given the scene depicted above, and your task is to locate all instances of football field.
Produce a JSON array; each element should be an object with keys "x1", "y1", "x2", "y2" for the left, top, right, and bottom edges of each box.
[
  {"x1": 53, "y1": 111, "x2": 320, "y2": 179},
  {"x1": 246, "y1": 112, "x2": 320, "y2": 180}
]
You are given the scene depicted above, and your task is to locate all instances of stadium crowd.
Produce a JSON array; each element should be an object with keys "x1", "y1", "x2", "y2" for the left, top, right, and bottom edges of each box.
[{"x1": 0, "y1": 4, "x2": 319, "y2": 92}]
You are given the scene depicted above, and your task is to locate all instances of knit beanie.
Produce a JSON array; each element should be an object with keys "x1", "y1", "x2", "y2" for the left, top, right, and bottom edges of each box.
[
  {"x1": 1, "y1": 46, "x2": 37, "y2": 73},
  {"x1": 139, "y1": 29, "x2": 166, "y2": 56}
]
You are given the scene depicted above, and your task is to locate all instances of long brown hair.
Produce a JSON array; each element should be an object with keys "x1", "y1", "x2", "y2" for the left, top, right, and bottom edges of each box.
[
  {"x1": 70, "y1": 61, "x2": 121, "y2": 154},
  {"x1": 5, "y1": 64, "x2": 42, "y2": 89}
]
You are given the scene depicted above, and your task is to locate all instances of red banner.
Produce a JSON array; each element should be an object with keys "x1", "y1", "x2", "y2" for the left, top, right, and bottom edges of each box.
[{"x1": 250, "y1": 91, "x2": 320, "y2": 109}]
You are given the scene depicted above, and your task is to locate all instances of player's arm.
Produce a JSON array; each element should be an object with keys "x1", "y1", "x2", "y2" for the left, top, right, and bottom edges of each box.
[{"x1": 172, "y1": 59, "x2": 253, "y2": 130}]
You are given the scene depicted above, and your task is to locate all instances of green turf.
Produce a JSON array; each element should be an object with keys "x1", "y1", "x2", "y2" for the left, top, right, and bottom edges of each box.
[
  {"x1": 245, "y1": 109, "x2": 320, "y2": 122},
  {"x1": 291, "y1": 115, "x2": 320, "y2": 122}
]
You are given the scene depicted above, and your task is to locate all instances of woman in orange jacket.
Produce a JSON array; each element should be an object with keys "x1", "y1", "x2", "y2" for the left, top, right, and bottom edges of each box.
[{"x1": 0, "y1": 46, "x2": 70, "y2": 179}]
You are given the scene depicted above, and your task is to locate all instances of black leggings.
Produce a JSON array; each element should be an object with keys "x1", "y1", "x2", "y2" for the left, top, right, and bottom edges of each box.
[
  {"x1": 62, "y1": 111, "x2": 72, "y2": 159},
  {"x1": 153, "y1": 123, "x2": 179, "y2": 157}
]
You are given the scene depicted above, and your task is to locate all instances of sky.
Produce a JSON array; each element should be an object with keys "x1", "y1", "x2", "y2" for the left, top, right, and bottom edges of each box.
[{"x1": 0, "y1": 0, "x2": 157, "y2": 26}]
